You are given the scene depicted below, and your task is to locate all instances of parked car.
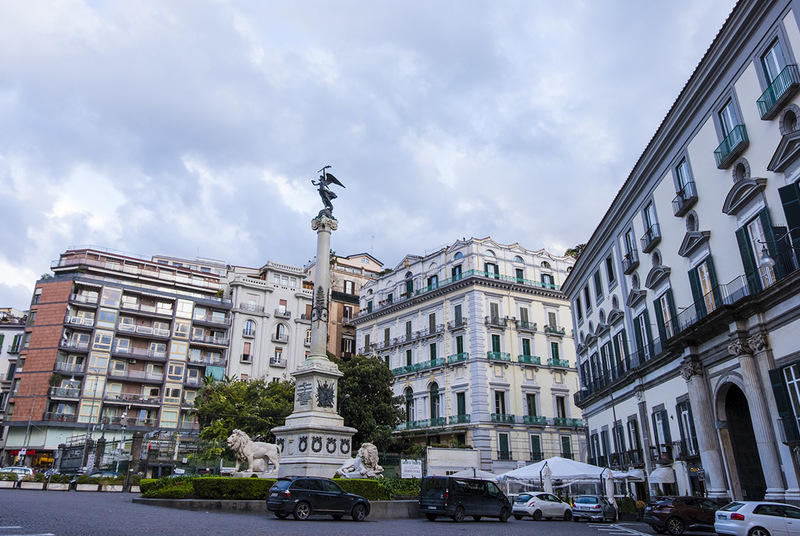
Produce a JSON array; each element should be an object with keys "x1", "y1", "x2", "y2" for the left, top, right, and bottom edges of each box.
[
  {"x1": 714, "y1": 501, "x2": 800, "y2": 536},
  {"x1": 0, "y1": 466, "x2": 34, "y2": 481},
  {"x1": 266, "y1": 476, "x2": 370, "y2": 521},
  {"x1": 512, "y1": 492, "x2": 572, "y2": 521},
  {"x1": 571, "y1": 494, "x2": 617, "y2": 522},
  {"x1": 418, "y1": 476, "x2": 511, "y2": 522},
  {"x1": 643, "y1": 496, "x2": 720, "y2": 535}
]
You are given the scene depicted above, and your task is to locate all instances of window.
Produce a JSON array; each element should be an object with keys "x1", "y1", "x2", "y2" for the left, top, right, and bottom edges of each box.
[
  {"x1": 652, "y1": 408, "x2": 671, "y2": 449},
  {"x1": 176, "y1": 299, "x2": 193, "y2": 319},
  {"x1": 644, "y1": 201, "x2": 657, "y2": 232},
  {"x1": 100, "y1": 287, "x2": 122, "y2": 307},
  {"x1": 404, "y1": 272, "x2": 413, "y2": 296},
  {"x1": 406, "y1": 349, "x2": 412, "y2": 366},
  {"x1": 655, "y1": 290, "x2": 677, "y2": 340},
  {"x1": 613, "y1": 421, "x2": 626, "y2": 457},
  {"x1": 719, "y1": 98, "x2": 739, "y2": 138},
  {"x1": 541, "y1": 273, "x2": 555, "y2": 287},
  {"x1": 455, "y1": 335, "x2": 464, "y2": 355},
  {"x1": 489, "y1": 303, "x2": 500, "y2": 322},
  {"x1": 405, "y1": 388, "x2": 414, "y2": 422},
  {"x1": 547, "y1": 311, "x2": 557, "y2": 329},
  {"x1": 167, "y1": 363, "x2": 184, "y2": 381},
  {"x1": 428, "y1": 313, "x2": 436, "y2": 332},
  {"x1": 92, "y1": 331, "x2": 113, "y2": 351},
  {"x1": 384, "y1": 327, "x2": 390, "y2": 344},
  {"x1": 243, "y1": 320, "x2": 255, "y2": 337},
  {"x1": 583, "y1": 286, "x2": 592, "y2": 311},
  {"x1": 484, "y1": 262, "x2": 499, "y2": 279},
  {"x1": 522, "y1": 338, "x2": 531, "y2": 356},
  {"x1": 762, "y1": 38, "x2": 787, "y2": 84},
  {"x1": 530, "y1": 435, "x2": 542, "y2": 461},
  {"x1": 498, "y1": 432, "x2": 511, "y2": 460},
  {"x1": 164, "y1": 383, "x2": 182, "y2": 404},
  {"x1": 78, "y1": 401, "x2": 101, "y2": 423},
  {"x1": 515, "y1": 268, "x2": 524, "y2": 283},
  {"x1": 689, "y1": 257, "x2": 720, "y2": 317},
  {"x1": 628, "y1": 418, "x2": 641, "y2": 459},
  {"x1": 555, "y1": 395, "x2": 567, "y2": 418},
  {"x1": 575, "y1": 297, "x2": 583, "y2": 322},
  {"x1": 452, "y1": 264, "x2": 463, "y2": 280},
  {"x1": 427, "y1": 275, "x2": 438, "y2": 289},
  {"x1": 526, "y1": 393, "x2": 537, "y2": 416},
  {"x1": 561, "y1": 436, "x2": 572, "y2": 459},
  {"x1": 96, "y1": 309, "x2": 117, "y2": 329},
  {"x1": 430, "y1": 383, "x2": 440, "y2": 419},
  {"x1": 633, "y1": 310, "x2": 652, "y2": 360},
  {"x1": 550, "y1": 341, "x2": 560, "y2": 360},
  {"x1": 343, "y1": 306, "x2": 353, "y2": 320},
  {"x1": 593, "y1": 271, "x2": 603, "y2": 299},
  {"x1": 494, "y1": 391, "x2": 506, "y2": 415},
  {"x1": 456, "y1": 392, "x2": 466, "y2": 415},
  {"x1": 676, "y1": 400, "x2": 698, "y2": 456},
  {"x1": 364, "y1": 334, "x2": 370, "y2": 348},
  {"x1": 344, "y1": 280, "x2": 355, "y2": 294},
  {"x1": 366, "y1": 300, "x2": 372, "y2": 313},
  {"x1": 405, "y1": 321, "x2": 412, "y2": 337},
  {"x1": 492, "y1": 334, "x2": 501, "y2": 353},
  {"x1": 429, "y1": 343, "x2": 437, "y2": 361},
  {"x1": 174, "y1": 320, "x2": 190, "y2": 339},
  {"x1": 454, "y1": 304, "x2": 462, "y2": 325},
  {"x1": 606, "y1": 256, "x2": 615, "y2": 285}
]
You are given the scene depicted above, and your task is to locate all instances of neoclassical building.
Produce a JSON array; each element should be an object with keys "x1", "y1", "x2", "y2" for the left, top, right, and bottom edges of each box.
[
  {"x1": 562, "y1": 0, "x2": 800, "y2": 503},
  {"x1": 351, "y1": 237, "x2": 583, "y2": 473}
]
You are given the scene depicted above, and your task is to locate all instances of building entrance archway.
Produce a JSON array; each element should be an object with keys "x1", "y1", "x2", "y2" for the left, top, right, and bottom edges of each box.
[{"x1": 724, "y1": 384, "x2": 766, "y2": 500}]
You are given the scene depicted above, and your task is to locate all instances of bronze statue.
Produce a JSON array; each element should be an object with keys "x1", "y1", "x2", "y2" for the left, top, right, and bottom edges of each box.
[{"x1": 312, "y1": 166, "x2": 345, "y2": 216}]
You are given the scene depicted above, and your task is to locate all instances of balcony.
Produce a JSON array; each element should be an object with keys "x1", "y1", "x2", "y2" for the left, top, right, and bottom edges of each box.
[
  {"x1": 622, "y1": 250, "x2": 639, "y2": 275},
  {"x1": 69, "y1": 293, "x2": 99, "y2": 306},
  {"x1": 446, "y1": 352, "x2": 469, "y2": 364},
  {"x1": 497, "y1": 450, "x2": 513, "y2": 461},
  {"x1": 242, "y1": 328, "x2": 255, "y2": 338},
  {"x1": 650, "y1": 443, "x2": 674, "y2": 464},
  {"x1": 544, "y1": 325, "x2": 565, "y2": 336},
  {"x1": 269, "y1": 356, "x2": 286, "y2": 367},
  {"x1": 185, "y1": 376, "x2": 203, "y2": 387},
  {"x1": 487, "y1": 351, "x2": 511, "y2": 362},
  {"x1": 117, "y1": 324, "x2": 171, "y2": 338},
  {"x1": 547, "y1": 358, "x2": 570, "y2": 368},
  {"x1": 43, "y1": 412, "x2": 77, "y2": 422},
  {"x1": 523, "y1": 415, "x2": 547, "y2": 425},
  {"x1": 189, "y1": 334, "x2": 229, "y2": 347},
  {"x1": 238, "y1": 302, "x2": 265, "y2": 313},
  {"x1": 274, "y1": 309, "x2": 291, "y2": 319},
  {"x1": 714, "y1": 124, "x2": 749, "y2": 169},
  {"x1": 448, "y1": 414, "x2": 471, "y2": 425},
  {"x1": 447, "y1": 317, "x2": 469, "y2": 330},
  {"x1": 517, "y1": 355, "x2": 541, "y2": 365},
  {"x1": 108, "y1": 369, "x2": 164, "y2": 383},
  {"x1": 49, "y1": 386, "x2": 80, "y2": 399},
  {"x1": 491, "y1": 413, "x2": 516, "y2": 424},
  {"x1": 193, "y1": 313, "x2": 231, "y2": 326},
  {"x1": 113, "y1": 345, "x2": 167, "y2": 361},
  {"x1": 391, "y1": 357, "x2": 446, "y2": 376},
  {"x1": 120, "y1": 301, "x2": 174, "y2": 317},
  {"x1": 552, "y1": 417, "x2": 584, "y2": 427},
  {"x1": 53, "y1": 362, "x2": 85, "y2": 374},
  {"x1": 271, "y1": 333, "x2": 289, "y2": 343},
  {"x1": 516, "y1": 320, "x2": 537, "y2": 332},
  {"x1": 484, "y1": 316, "x2": 507, "y2": 329},
  {"x1": 395, "y1": 417, "x2": 447, "y2": 431},
  {"x1": 7, "y1": 344, "x2": 21, "y2": 354},
  {"x1": 757, "y1": 64, "x2": 800, "y2": 119},
  {"x1": 105, "y1": 393, "x2": 161, "y2": 406},
  {"x1": 59, "y1": 340, "x2": 90, "y2": 352},
  {"x1": 187, "y1": 354, "x2": 227, "y2": 367},
  {"x1": 64, "y1": 315, "x2": 94, "y2": 328},
  {"x1": 672, "y1": 180, "x2": 698, "y2": 217},
  {"x1": 640, "y1": 223, "x2": 661, "y2": 253}
]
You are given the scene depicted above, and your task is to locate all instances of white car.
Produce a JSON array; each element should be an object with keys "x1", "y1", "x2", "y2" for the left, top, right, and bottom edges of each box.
[
  {"x1": 0, "y1": 466, "x2": 34, "y2": 481},
  {"x1": 512, "y1": 492, "x2": 572, "y2": 521},
  {"x1": 715, "y1": 501, "x2": 800, "y2": 536}
]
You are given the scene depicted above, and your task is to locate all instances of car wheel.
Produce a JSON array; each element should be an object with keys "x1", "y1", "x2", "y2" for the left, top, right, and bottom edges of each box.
[
  {"x1": 351, "y1": 503, "x2": 367, "y2": 522},
  {"x1": 666, "y1": 516, "x2": 685, "y2": 535},
  {"x1": 293, "y1": 501, "x2": 311, "y2": 521},
  {"x1": 499, "y1": 508, "x2": 509, "y2": 523},
  {"x1": 573, "y1": 516, "x2": 580, "y2": 522},
  {"x1": 425, "y1": 513, "x2": 438, "y2": 521},
  {"x1": 532, "y1": 509, "x2": 543, "y2": 521},
  {"x1": 748, "y1": 528, "x2": 770, "y2": 536},
  {"x1": 472, "y1": 516, "x2": 481, "y2": 521},
  {"x1": 514, "y1": 514, "x2": 523, "y2": 520},
  {"x1": 563, "y1": 510, "x2": 573, "y2": 521},
  {"x1": 274, "y1": 513, "x2": 288, "y2": 520},
  {"x1": 331, "y1": 514, "x2": 343, "y2": 521},
  {"x1": 452, "y1": 506, "x2": 465, "y2": 523}
]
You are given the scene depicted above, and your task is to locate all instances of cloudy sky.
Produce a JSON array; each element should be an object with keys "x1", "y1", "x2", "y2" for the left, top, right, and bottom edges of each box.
[{"x1": 0, "y1": 0, "x2": 738, "y2": 310}]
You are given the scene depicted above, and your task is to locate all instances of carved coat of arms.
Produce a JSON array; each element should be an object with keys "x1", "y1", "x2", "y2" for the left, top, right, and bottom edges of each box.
[{"x1": 316, "y1": 380, "x2": 335, "y2": 408}]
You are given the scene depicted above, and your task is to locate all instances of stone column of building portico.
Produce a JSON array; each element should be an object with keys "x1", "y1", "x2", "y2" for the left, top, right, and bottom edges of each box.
[
  {"x1": 272, "y1": 214, "x2": 357, "y2": 477},
  {"x1": 747, "y1": 333, "x2": 800, "y2": 503},
  {"x1": 729, "y1": 338, "x2": 786, "y2": 502},
  {"x1": 681, "y1": 358, "x2": 729, "y2": 500}
]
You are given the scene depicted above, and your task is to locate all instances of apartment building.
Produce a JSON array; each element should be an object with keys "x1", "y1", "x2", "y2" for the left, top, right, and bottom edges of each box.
[
  {"x1": 562, "y1": 0, "x2": 800, "y2": 503},
  {"x1": 304, "y1": 253, "x2": 383, "y2": 360},
  {"x1": 0, "y1": 309, "x2": 26, "y2": 455},
  {"x1": 0, "y1": 247, "x2": 231, "y2": 469},
  {"x1": 351, "y1": 237, "x2": 583, "y2": 473}
]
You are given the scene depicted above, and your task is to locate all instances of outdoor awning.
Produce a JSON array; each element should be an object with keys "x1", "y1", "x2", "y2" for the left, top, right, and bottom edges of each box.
[
  {"x1": 649, "y1": 467, "x2": 676, "y2": 484},
  {"x1": 626, "y1": 469, "x2": 646, "y2": 482}
]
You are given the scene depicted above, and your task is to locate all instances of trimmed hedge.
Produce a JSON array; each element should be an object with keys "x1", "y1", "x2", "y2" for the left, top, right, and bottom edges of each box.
[
  {"x1": 144, "y1": 483, "x2": 194, "y2": 499},
  {"x1": 192, "y1": 477, "x2": 276, "y2": 500},
  {"x1": 333, "y1": 478, "x2": 391, "y2": 501}
]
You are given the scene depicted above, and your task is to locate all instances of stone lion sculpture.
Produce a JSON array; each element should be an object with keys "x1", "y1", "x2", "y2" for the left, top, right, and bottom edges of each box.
[
  {"x1": 226, "y1": 429, "x2": 281, "y2": 475},
  {"x1": 335, "y1": 442, "x2": 383, "y2": 478}
]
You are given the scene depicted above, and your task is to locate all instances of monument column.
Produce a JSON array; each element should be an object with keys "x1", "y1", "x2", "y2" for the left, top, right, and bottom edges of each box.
[
  {"x1": 271, "y1": 169, "x2": 356, "y2": 477},
  {"x1": 681, "y1": 359, "x2": 729, "y2": 500},
  {"x1": 729, "y1": 339, "x2": 785, "y2": 501}
]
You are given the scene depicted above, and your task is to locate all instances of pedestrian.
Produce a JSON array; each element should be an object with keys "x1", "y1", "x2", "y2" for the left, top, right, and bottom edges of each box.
[{"x1": 636, "y1": 499, "x2": 646, "y2": 521}]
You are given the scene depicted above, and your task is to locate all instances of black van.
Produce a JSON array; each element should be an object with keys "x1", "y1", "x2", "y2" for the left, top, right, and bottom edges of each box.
[{"x1": 418, "y1": 476, "x2": 511, "y2": 522}]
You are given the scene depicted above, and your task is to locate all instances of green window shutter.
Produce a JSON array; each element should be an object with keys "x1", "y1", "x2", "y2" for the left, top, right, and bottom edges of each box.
[
  {"x1": 769, "y1": 366, "x2": 800, "y2": 442},
  {"x1": 736, "y1": 226, "x2": 761, "y2": 293},
  {"x1": 601, "y1": 343, "x2": 610, "y2": 378},
  {"x1": 688, "y1": 266, "x2": 706, "y2": 317},
  {"x1": 653, "y1": 298, "x2": 667, "y2": 343},
  {"x1": 633, "y1": 315, "x2": 644, "y2": 357},
  {"x1": 704, "y1": 256, "x2": 722, "y2": 306},
  {"x1": 531, "y1": 436, "x2": 541, "y2": 458},
  {"x1": 612, "y1": 334, "x2": 621, "y2": 368},
  {"x1": 661, "y1": 409, "x2": 672, "y2": 443},
  {"x1": 430, "y1": 343, "x2": 436, "y2": 361},
  {"x1": 561, "y1": 436, "x2": 572, "y2": 456},
  {"x1": 779, "y1": 182, "x2": 800, "y2": 252},
  {"x1": 667, "y1": 289, "x2": 678, "y2": 334},
  {"x1": 492, "y1": 334, "x2": 501, "y2": 353},
  {"x1": 619, "y1": 328, "x2": 629, "y2": 364},
  {"x1": 642, "y1": 309, "x2": 652, "y2": 355}
]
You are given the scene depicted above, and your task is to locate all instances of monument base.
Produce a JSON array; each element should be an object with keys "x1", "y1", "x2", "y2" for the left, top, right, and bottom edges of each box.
[{"x1": 273, "y1": 420, "x2": 357, "y2": 478}]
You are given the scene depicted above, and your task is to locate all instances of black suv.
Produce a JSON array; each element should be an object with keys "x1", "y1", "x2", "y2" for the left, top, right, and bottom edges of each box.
[
  {"x1": 267, "y1": 476, "x2": 370, "y2": 521},
  {"x1": 643, "y1": 496, "x2": 720, "y2": 535},
  {"x1": 418, "y1": 476, "x2": 511, "y2": 522}
]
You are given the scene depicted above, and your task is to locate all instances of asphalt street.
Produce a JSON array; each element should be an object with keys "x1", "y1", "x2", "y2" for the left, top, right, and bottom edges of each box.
[{"x1": 0, "y1": 489, "x2": 663, "y2": 536}]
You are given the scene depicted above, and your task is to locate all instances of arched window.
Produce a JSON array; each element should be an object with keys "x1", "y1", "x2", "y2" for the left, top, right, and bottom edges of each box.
[
  {"x1": 405, "y1": 388, "x2": 414, "y2": 423},
  {"x1": 430, "y1": 383, "x2": 440, "y2": 420},
  {"x1": 454, "y1": 252, "x2": 463, "y2": 260},
  {"x1": 244, "y1": 320, "x2": 255, "y2": 337},
  {"x1": 514, "y1": 255, "x2": 524, "y2": 264},
  {"x1": 541, "y1": 261, "x2": 551, "y2": 269},
  {"x1": 275, "y1": 324, "x2": 286, "y2": 340}
]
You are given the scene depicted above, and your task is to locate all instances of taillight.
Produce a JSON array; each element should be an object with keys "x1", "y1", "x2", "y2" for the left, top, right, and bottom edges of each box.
[
  {"x1": 594, "y1": 505, "x2": 602, "y2": 510},
  {"x1": 279, "y1": 490, "x2": 291, "y2": 498},
  {"x1": 730, "y1": 513, "x2": 745, "y2": 521}
]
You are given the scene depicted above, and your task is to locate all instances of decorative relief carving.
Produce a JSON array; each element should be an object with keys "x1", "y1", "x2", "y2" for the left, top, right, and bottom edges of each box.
[
  {"x1": 340, "y1": 438, "x2": 351, "y2": 455},
  {"x1": 311, "y1": 284, "x2": 329, "y2": 323},
  {"x1": 311, "y1": 436, "x2": 323, "y2": 453},
  {"x1": 317, "y1": 380, "x2": 335, "y2": 408},
  {"x1": 747, "y1": 333, "x2": 769, "y2": 352},
  {"x1": 680, "y1": 360, "x2": 703, "y2": 381},
  {"x1": 298, "y1": 436, "x2": 308, "y2": 453},
  {"x1": 326, "y1": 437, "x2": 337, "y2": 454},
  {"x1": 276, "y1": 438, "x2": 285, "y2": 453},
  {"x1": 728, "y1": 339, "x2": 752, "y2": 357},
  {"x1": 311, "y1": 214, "x2": 339, "y2": 232}
]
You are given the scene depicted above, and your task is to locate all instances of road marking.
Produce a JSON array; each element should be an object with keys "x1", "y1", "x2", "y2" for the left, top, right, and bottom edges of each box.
[
  {"x1": 603, "y1": 524, "x2": 652, "y2": 536},
  {"x1": 0, "y1": 534, "x2": 55, "y2": 536},
  {"x1": 0, "y1": 528, "x2": 23, "y2": 530}
]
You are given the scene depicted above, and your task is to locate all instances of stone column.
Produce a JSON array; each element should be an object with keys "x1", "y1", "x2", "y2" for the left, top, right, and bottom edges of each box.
[
  {"x1": 309, "y1": 215, "x2": 337, "y2": 361},
  {"x1": 729, "y1": 339, "x2": 786, "y2": 501},
  {"x1": 681, "y1": 359, "x2": 729, "y2": 500}
]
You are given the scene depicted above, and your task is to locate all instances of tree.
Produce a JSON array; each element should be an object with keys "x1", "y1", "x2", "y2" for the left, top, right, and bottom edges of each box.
[
  {"x1": 193, "y1": 377, "x2": 294, "y2": 459},
  {"x1": 331, "y1": 354, "x2": 404, "y2": 452},
  {"x1": 565, "y1": 244, "x2": 586, "y2": 259}
]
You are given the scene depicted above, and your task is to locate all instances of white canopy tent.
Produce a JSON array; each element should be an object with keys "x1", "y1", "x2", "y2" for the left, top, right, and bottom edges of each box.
[
  {"x1": 497, "y1": 457, "x2": 628, "y2": 482},
  {"x1": 449, "y1": 468, "x2": 498, "y2": 481}
]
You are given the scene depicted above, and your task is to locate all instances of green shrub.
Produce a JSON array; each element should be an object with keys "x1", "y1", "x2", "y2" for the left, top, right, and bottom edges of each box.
[
  {"x1": 376, "y1": 477, "x2": 419, "y2": 499},
  {"x1": 139, "y1": 478, "x2": 159, "y2": 493},
  {"x1": 334, "y1": 478, "x2": 391, "y2": 501},
  {"x1": 143, "y1": 483, "x2": 194, "y2": 499},
  {"x1": 99, "y1": 476, "x2": 124, "y2": 485},
  {"x1": 192, "y1": 476, "x2": 276, "y2": 500},
  {"x1": 76, "y1": 475, "x2": 96, "y2": 485},
  {"x1": 49, "y1": 474, "x2": 72, "y2": 484},
  {"x1": 617, "y1": 496, "x2": 636, "y2": 515},
  {"x1": 0, "y1": 472, "x2": 18, "y2": 481}
]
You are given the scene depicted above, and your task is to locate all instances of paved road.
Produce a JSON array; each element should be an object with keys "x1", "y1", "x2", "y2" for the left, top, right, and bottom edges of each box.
[{"x1": 0, "y1": 489, "x2": 659, "y2": 536}]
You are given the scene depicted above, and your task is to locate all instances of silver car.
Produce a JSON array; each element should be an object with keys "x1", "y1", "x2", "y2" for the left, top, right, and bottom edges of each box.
[
  {"x1": 714, "y1": 501, "x2": 800, "y2": 536},
  {"x1": 571, "y1": 494, "x2": 617, "y2": 522}
]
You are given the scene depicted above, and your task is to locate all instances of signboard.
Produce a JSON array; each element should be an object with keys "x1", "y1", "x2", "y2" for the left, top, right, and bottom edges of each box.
[
  {"x1": 296, "y1": 382, "x2": 312, "y2": 406},
  {"x1": 401, "y1": 459, "x2": 423, "y2": 479}
]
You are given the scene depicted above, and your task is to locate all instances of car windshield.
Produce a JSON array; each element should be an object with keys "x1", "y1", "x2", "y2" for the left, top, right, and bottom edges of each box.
[
  {"x1": 719, "y1": 502, "x2": 745, "y2": 512},
  {"x1": 575, "y1": 496, "x2": 599, "y2": 504},
  {"x1": 272, "y1": 480, "x2": 292, "y2": 490},
  {"x1": 516, "y1": 494, "x2": 533, "y2": 502}
]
